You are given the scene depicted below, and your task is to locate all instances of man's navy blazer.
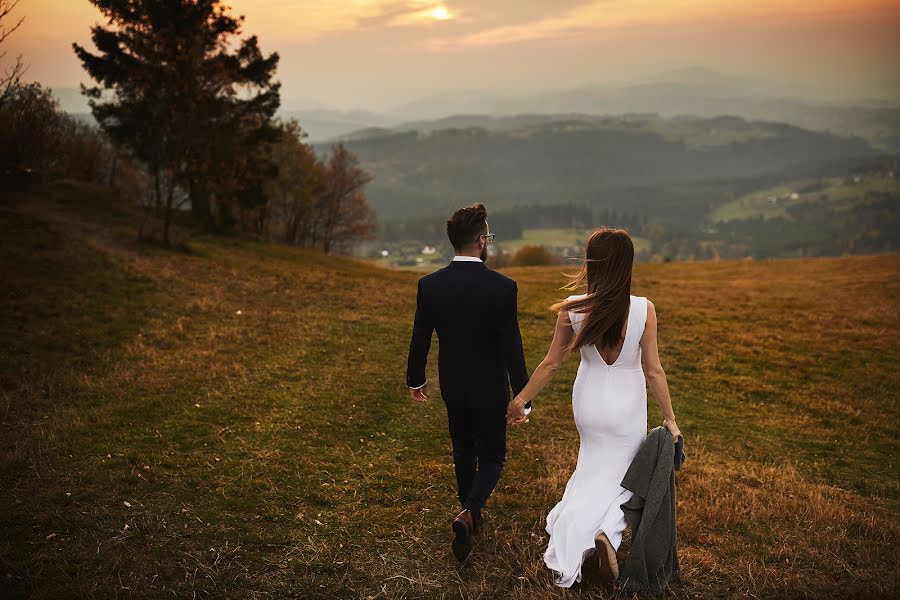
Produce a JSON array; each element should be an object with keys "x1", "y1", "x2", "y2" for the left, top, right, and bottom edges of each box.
[{"x1": 406, "y1": 259, "x2": 530, "y2": 409}]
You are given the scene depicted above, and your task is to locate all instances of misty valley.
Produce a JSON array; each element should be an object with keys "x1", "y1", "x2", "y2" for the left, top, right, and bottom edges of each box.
[{"x1": 329, "y1": 113, "x2": 899, "y2": 267}]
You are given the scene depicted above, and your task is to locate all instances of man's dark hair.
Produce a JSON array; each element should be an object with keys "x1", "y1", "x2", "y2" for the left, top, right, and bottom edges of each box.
[{"x1": 446, "y1": 203, "x2": 488, "y2": 251}]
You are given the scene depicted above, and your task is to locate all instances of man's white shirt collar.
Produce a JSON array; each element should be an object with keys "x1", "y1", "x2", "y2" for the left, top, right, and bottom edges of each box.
[{"x1": 452, "y1": 255, "x2": 483, "y2": 262}]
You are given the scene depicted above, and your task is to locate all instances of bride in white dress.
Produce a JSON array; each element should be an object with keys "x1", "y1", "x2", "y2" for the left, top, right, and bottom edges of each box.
[{"x1": 506, "y1": 227, "x2": 682, "y2": 588}]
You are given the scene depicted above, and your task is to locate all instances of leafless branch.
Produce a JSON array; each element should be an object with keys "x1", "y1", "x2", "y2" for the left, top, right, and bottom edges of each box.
[
  {"x1": 0, "y1": 0, "x2": 24, "y2": 103},
  {"x1": 0, "y1": 0, "x2": 24, "y2": 45}
]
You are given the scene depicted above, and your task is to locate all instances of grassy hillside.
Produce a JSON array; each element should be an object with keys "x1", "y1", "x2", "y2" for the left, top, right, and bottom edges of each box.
[
  {"x1": 1, "y1": 182, "x2": 899, "y2": 599},
  {"x1": 710, "y1": 174, "x2": 900, "y2": 222}
]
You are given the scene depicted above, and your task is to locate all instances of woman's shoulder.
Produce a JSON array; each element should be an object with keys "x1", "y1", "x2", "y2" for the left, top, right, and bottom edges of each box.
[
  {"x1": 630, "y1": 295, "x2": 653, "y2": 321},
  {"x1": 636, "y1": 296, "x2": 655, "y2": 327},
  {"x1": 563, "y1": 294, "x2": 587, "y2": 324}
]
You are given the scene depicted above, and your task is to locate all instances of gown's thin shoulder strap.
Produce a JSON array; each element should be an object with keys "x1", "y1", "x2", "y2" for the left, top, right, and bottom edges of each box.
[
  {"x1": 566, "y1": 294, "x2": 585, "y2": 333},
  {"x1": 635, "y1": 296, "x2": 649, "y2": 336}
]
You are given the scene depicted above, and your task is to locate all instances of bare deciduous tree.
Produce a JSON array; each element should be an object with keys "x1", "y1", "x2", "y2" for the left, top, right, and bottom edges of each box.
[
  {"x1": 0, "y1": 0, "x2": 24, "y2": 106},
  {"x1": 317, "y1": 144, "x2": 377, "y2": 254}
]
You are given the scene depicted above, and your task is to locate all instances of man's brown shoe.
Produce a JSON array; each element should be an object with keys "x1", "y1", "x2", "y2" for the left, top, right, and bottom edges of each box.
[{"x1": 451, "y1": 509, "x2": 474, "y2": 561}]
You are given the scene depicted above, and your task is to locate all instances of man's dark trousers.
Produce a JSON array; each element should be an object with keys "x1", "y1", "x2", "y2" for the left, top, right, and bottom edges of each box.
[
  {"x1": 445, "y1": 393, "x2": 507, "y2": 520},
  {"x1": 406, "y1": 259, "x2": 529, "y2": 520}
]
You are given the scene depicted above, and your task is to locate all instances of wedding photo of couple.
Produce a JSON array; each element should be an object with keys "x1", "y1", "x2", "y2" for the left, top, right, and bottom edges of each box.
[
  {"x1": 2, "y1": 0, "x2": 899, "y2": 598},
  {"x1": 406, "y1": 204, "x2": 684, "y2": 594}
]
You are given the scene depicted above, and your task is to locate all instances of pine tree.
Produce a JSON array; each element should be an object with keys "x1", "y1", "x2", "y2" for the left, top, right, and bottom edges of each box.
[{"x1": 73, "y1": 0, "x2": 280, "y2": 242}]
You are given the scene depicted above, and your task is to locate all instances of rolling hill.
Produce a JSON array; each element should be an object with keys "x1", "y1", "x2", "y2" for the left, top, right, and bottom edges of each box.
[
  {"x1": 709, "y1": 174, "x2": 899, "y2": 222},
  {"x1": 1, "y1": 182, "x2": 898, "y2": 598},
  {"x1": 319, "y1": 114, "x2": 883, "y2": 225}
]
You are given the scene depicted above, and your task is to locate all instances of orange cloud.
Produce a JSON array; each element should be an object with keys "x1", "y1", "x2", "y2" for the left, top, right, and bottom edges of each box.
[{"x1": 425, "y1": 0, "x2": 900, "y2": 51}]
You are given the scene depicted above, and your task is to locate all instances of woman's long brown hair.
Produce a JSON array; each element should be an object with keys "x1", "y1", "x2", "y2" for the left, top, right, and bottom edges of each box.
[{"x1": 551, "y1": 227, "x2": 634, "y2": 352}]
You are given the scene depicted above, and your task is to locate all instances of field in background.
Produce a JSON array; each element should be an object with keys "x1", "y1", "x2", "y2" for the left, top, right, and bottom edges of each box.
[
  {"x1": 1, "y1": 182, "x2": 898, "y2": 599},
  {"x1": 709, "y1": 174, "x2": 899, "y2": 222},
  {"x1": 494, "y1": 228, "x2": 653, "y2": 254}
]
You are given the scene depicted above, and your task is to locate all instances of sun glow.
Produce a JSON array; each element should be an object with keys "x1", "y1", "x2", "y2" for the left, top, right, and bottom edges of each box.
[{"x1": 430, "y1": 6, "x2": 451, "y2": 21}]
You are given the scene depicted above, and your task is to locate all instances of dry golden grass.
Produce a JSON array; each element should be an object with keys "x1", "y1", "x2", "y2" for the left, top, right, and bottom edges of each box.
[{"x1": 0, "y1": 182, "x2": 898, "y2": 599}]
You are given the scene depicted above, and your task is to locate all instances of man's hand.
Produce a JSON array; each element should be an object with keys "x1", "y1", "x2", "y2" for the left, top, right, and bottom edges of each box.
[
  {"x1": 506, "y1": 396, "x2": 529, "y2": 426},
  {"x1": 410, "y1": 384, "x2": 428, "y2": 404}
]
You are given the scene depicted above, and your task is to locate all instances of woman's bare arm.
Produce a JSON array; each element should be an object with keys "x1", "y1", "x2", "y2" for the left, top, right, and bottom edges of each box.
[
  {"x1": 640, "y1": 300, "x2": 682, "y2": 441},
  {"x1": 507, "y1": 311, "x2": 573, "y2": 424}
]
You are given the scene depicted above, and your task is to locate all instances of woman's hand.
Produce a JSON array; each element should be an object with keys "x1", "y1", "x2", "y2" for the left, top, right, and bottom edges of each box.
[
  {"x1": 663, "y1": 417, "x2": 682, "y2": 443},
  {"x1": 507, "y1": 396, "x2": 529, "y2": 426}
]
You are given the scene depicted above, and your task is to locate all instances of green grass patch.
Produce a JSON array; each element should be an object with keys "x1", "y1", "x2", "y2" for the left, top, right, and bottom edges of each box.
[
  {"x1": 709, "y1": 175, "x2": 900, "y2": 222},
  {"x1": 498, "y1": 228, "x2": 652, "y2": 253}
]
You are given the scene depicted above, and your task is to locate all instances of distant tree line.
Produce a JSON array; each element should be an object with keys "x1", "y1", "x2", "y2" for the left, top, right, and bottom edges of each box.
[
  {"x1": 382, "y1": 203, "x2": 646, "y2": 244},
  {"x1": 382, "y1": 211, "x2": 524, "y2": 243},
  {"x1": 492, "y1": 204, "x2": 646, "y2": 232}
]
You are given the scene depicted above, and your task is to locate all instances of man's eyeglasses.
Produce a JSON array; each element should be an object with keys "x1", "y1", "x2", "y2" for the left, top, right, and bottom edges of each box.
[{"x1": 481, "y1": 233, "x2": 496, "y2": 243}]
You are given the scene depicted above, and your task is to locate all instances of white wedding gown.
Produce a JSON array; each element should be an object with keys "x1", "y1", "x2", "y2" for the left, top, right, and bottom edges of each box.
[{"x1": 544, "y1": 294, "x2": 649, "y2": 587}]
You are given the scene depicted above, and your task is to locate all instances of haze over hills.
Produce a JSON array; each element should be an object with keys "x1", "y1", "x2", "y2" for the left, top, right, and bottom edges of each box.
[
  {"x1": 54, "y1": 67, "x2": 900, "y2": 146},
  {"x1": 306, "y1": 67, "x2": 900, "y2": 147},
  {"x1": 292, "y1": 96, "x2": 900, "y2": 149},
  {"x1": 383, "y1": 68, "x2": 899, "y2": 130}
]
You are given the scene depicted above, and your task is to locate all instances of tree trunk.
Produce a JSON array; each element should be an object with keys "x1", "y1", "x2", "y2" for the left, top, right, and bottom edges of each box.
[
  {"x1": 108, "y1": 152, "x2": 118, "y2": 188},
  {"x1": 163, "y1": 174, "x2": 175, "y2": 245},
  {"x1": 285, "y1": 214, "x2": 297, "y2": 245},
  {"x1": 190, "y1": 179, "x2": 213, "y2": 228},
  {"x1": 154, "y1": 166, "x2": 163, "y2": 217},
  {"x1": 258, "y1": 207, "x2": 265, "y2": 238}
]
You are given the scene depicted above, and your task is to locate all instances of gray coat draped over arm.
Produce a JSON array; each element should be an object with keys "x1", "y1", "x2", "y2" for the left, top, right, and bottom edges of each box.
[{"x1": 618, "y1": 425, "x2": 686, "y2": 596}]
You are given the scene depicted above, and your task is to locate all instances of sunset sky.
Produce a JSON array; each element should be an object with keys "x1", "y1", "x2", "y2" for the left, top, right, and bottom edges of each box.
[{"x1": 5, "y1": 0, "x2": 899, "y2": 110}]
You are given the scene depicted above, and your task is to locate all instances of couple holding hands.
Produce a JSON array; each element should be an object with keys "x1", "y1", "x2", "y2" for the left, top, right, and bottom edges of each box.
[{"x1": 406, "y1": 203, "x2": 681, "y2": 588}]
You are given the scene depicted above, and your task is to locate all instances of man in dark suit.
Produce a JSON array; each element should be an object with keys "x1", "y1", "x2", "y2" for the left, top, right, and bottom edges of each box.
[{"x1": 406, "y1": 203, "x2": 530, "y2": 562}]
